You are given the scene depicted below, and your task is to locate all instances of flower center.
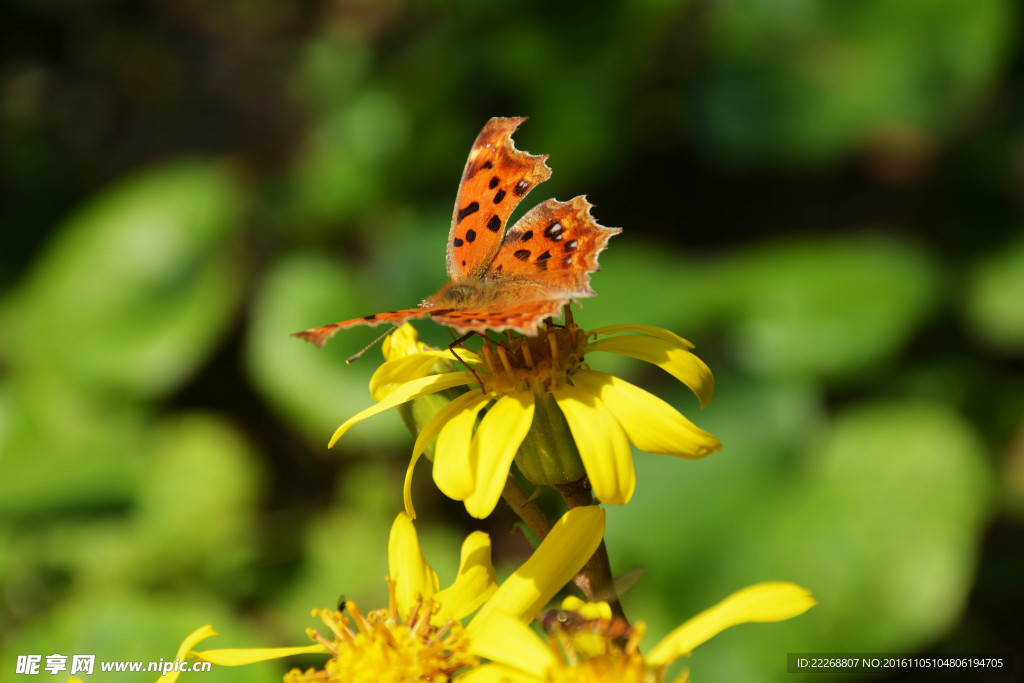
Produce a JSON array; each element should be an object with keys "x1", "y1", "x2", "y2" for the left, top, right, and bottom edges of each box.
[
  {"x1": 544, "y1": 621, "x2": 656, "y2": 683},
  {"x1": 474, "y1": 321, "x2": 587, "y2": 395},
  {"x1": 286, "y1": 588, "x2": 477, "y2": 682},
  {"x1": 547, "y1": 653, "x2": 651, "y2": 683}
]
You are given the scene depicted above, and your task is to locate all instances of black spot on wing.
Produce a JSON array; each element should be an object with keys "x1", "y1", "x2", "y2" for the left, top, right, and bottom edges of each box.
[
  {"x1": 544, "y1": 221, "x2": 564, "y2": 241},
  {"x1": 493, "y1": 189, "x2": 506, "y2": 204},
  {"x1": 487, "y1": 215, "x2": 501, "y2": 232},
  {"x1": 514, "y1": 249, "x2": 530, "y2": 261},
  {"x1": 535, "y1": 250, "x2": 552, "y2": 272},
  {"x1": 457, "y1": 202, "x2": 480, "y2": 223}
]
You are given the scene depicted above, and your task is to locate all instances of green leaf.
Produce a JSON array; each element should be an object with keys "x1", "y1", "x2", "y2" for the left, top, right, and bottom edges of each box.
[
  {"x1": 1, "y1": 159, "x2": 245, "y2": 398},
  {"x1": 724, "y1": 236, "x2": 941, "y2": 381},
  {"x1": 696, "y1": 0, "x2": 1015, "y2": 165},
  {"x1": 964, "y1": 233, "x2": 1024, "y2": 351},
  {"x1": 247, "y1": 253, "x2": 409, "y2": 447}
]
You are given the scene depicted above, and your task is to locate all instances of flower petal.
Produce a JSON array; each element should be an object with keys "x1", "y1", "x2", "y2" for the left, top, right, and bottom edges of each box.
[
  {"x1": 469, "y1": 506, "x2": 605, "y2": 629},
  {"x1": 404, "y1": 390, "x2": 488, "y2": 518},
  {"x1": 433, "y1": 530, "x2": 497, "y2": 622},
  {"x1": 571, "y1": 370, "x2": 721, "y2": 458},
  {"x1": 156, "y1": 625, "x2": 218, "y2": 682},
  {"x1": 467, "y1": 610, "x2": 555, "y2": 677},
  {"x1": 369, "y1": 351, "x2": 457, "y2": 400},
  {"x1": 551, "y1": 383, "x2": 635, "y2": 505},
  {"x1": 328, "y1": 371, "x2": 474, "y2": 447},
  {"x1": 559, "y1": 596, "x2": 612, "y2": 620},
  {"x1": 388, "y1": 512, "x2": 440, "y2": 616},
  {"x1": 647, "y1": 582, "x2": 817, "y2": 666},
  {"x1": 193, "y1": 644, "x2": 325, "y2": 666},
  {"x1": 587, "y1": 335, "x2": 715, "y2": 408},
  {"x1": 457, "y1": 664, "x2": 540, "y2": 683},
  {"x1": 464, "y1": 391, "x2": 536, "y2": 519},
  {"x1": 590, "y1": 323, "x2": 696, "y2": 350},
  {"x1": 433, "y1": 392, "x2": 492, "y2": 501}
]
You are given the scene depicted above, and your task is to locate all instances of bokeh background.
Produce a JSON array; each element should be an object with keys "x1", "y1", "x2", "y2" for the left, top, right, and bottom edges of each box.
[{"x1": 2, "y1": 1, "x2": 1022, "y2": 681}]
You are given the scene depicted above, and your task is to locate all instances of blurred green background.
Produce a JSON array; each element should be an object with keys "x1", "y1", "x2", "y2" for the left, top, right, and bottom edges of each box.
[{"x1": 2, "y1": 1, "x2": 1022, "y2": 681}]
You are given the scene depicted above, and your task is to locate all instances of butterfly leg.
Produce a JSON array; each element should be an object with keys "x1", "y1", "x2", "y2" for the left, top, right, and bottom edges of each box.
[{"x1": 446, "y1": 329, "x2": 486, "y2": 392}]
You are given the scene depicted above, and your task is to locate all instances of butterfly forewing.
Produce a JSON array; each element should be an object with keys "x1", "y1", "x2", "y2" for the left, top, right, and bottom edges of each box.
[
  {"x1": 446, "y1": 117, "x2": 552, "y2": 281},
  {"x1": 293, "y1": 308, "x2": 434, "y2": 347}
]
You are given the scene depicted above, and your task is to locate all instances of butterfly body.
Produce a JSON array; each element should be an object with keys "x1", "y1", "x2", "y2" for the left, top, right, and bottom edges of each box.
[{"x1": 296, "y1": 117, "x2": 620, "y2": 347}]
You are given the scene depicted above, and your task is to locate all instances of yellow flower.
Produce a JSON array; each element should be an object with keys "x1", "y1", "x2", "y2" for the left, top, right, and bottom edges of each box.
[
  {"x1": 157, "y1": 506, "x2": 605, "y2": 682},
  {"x1": 461, "y1": 582, "x2": 817, "y2": 683},
  {"x1": 332, "y1": 319, "x2": 722, "y2": 519}
]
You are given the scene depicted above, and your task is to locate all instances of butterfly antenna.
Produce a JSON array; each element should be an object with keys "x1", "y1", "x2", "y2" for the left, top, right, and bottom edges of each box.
[{"x1": 346, "y1": 328, "x2": 395, "y2": 364}]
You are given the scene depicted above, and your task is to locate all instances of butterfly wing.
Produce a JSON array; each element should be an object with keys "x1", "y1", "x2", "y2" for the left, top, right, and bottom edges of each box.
[
  {"x1": 297, "y1": 120, "x2": 620, "y2": 346},
  {"x1": 486, "y1": 195, "x2": 621, "y2": 300},
  {"x1": 293, "y1": 308, "x2": 434, "y2": 347},
  {"x1": 446, "y1": 117, "x2": 552, "y2": 281},
  {"x1": 424, "y1": 299, "x2": 567, "y2": 336}
]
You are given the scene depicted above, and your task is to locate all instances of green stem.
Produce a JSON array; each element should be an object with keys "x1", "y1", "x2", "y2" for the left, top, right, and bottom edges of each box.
[
  {"x1": 501, "y1": 475, "x2": 552, "y2": 540},
  {"x1": 555, "y1": 479, "x2": 627, "y2": 623}
]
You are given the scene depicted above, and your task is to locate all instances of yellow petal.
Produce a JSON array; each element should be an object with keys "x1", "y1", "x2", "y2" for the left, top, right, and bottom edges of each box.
[
  {"x1": 551, "y1": 383, "x2": 635, "y2": 505},
  {"x1": 647, "y1": 582, "x2": 817, "y2": 666},
  {"x1": 469, "y1": 506, "x2": 605, "y2": 629},
  {"x1": 464, "y1": 391, "x2": 536, "y2": 518},
  {"x1": 571, "y1": 370, "x2": 721, "y2": 458},
  {"x1": 467, "y1": 610, "x2": 555, "y2": 677},
  {"x1": 369, "y1": 351, "x2": 454, "y2": 400},
  {"x1": 388, "y1": 512, "x2": 440, "y2": 616},
  {"x1": 403, "y1": 390, "x2": 488, "y2": 519},
  {"x1": 193, "y1": 644, "x2": 325, "y2": 666},
  {"x1": 590, "y1": 323, "x2": 696, "y2": 350},
  {"x1": 155, "y1": 625, "x2": 218, "y2": 683},
  {"x1": 382, "y1": 323, "x2": 426, "y2": 360},
  {"x1": 328, "y1": 371, "x2": 473, "y2": 447},
  {"x1": 433, "y1": 530, "x2": 497, "y2": 622},
  {"x1": 559, "y1": 596, "x2": 612, "y2": 620},
  {"x1": 433, "y1": 392, "x2": 491, "y2": 501},
  {"x1": 587, "y1": 335, "x2": 715, "y2": 408},
  {"x1": 457, "y1": 664, "x2": 540, "y2": 683}
]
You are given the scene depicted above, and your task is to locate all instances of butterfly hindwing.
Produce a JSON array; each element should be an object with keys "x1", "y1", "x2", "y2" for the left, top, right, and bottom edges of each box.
[
  {"x1": 426, "y1": 299, "x2": 566, "y2": 335},
  {"x1": 487, "y1": 196, "x2": 622, "y2": 298}
]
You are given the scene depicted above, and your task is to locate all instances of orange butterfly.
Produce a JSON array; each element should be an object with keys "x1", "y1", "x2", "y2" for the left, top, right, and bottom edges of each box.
[{"x1": 294, "y1": 117, "x2": 621, "y2": 347}]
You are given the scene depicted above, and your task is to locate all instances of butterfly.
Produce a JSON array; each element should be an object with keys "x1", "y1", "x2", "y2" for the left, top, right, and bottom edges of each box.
[{"x1": 294, "y1": 116, "x2": 621, "y2": 347}]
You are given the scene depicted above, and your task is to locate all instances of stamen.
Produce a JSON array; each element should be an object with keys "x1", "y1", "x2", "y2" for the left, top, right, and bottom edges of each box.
[
  {"x1": 347, "y1": 601, "x2": 372, "y2": 636},
  {"x1": 407, "y1": 595, "x2": 424, "y2": 628},
  {"x1": 467, "y1": 319, "x2": 588, "y2": 397},
  {"x1": 496, "y1": 344, "x2": 515, "y2": 380},
  {"x1": 521, "y1": 341, "x2": 535, "y2": 369}
]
